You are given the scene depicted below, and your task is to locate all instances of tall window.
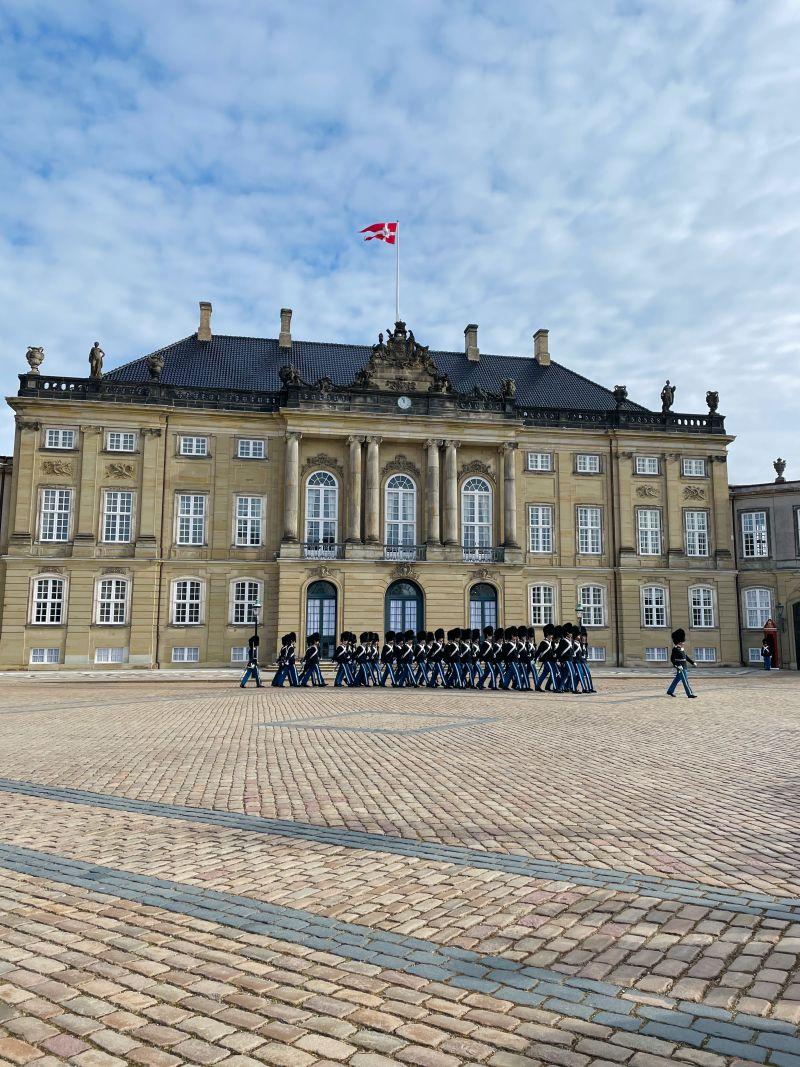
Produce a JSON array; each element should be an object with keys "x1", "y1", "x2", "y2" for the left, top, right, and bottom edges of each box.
[
  {"x1": 635, "y1": 456, "x2": 659, "y2": 475},
  {"x1": 31, "y1": 577, "x2": 65, "y2": 624},
  {"x1": 177, "y1": 495, "x2": 206, "y2": 545},
  {"x1": 96, "y1": 578, "x2": 128, "y2": 625},
  {"x1": 39, "y1": 489, "x2": 73, "y2": 542},
  {"x1": 235, "y1": 496, "x2": 263, "y2": 546},
  {"x1": 385, "y1": 475, "x2": 417, "y2": 547},
  {"x1": 172, "y1": 579, "x2": 203, "y2": 624},
  {"x1": 690, "y1": 586, "x2": 715, "y2": 628},
  {"x1": 528, "y1": 505, "x2": 553, "y2": 553},
  {"x1": 577, "y1": 506, "x2": 602, "y2": 554},
  {"x1": 529, "y1": 585, "x2": 555, "y2": 626},
  {"x1": 579, "y1": 585, "x2": 605, "y2": 627},
  {"x1": 44, "y1": 428, "x2": 76, "y2": 449},
  {"x1": 741, "y1": 511, "x2": 768, "y2": 557},
  {"x1": 684, "y1": 511, "x2": 709, "y2": 557},
  {"x1": 232, "y1": 580, "x2": 261, "y2": 625},
  {"x1": 107, "y1": 431, "x2": 136, "y2": 452},
  {"x1": 179, "y1": 436, "x2": 208, "y2": 456},
  {"x1": 637, "y1": 509, "x2": 662, "y2": 555},
  {"x1": 103, "y1": 491, "x2": 134, "y2": 543},
  {"x1": 641, "y1": 586, "x2": 667, "y2": 627},
  {"x1": 469, "y1": 583, "x2": 497, "y2": 630},
  {"x1": 744, "y1": 588, "x2": 772, "y2": 629},
  {"x1": 462, "y1": 478, "x2": 492, "y2": 549},
  {"x1": 305, "y1": 471, "x2": 338, "y2": 544}
]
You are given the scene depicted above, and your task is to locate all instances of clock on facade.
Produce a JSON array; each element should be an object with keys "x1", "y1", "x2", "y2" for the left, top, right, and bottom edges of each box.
[{"x1": 397, "y1": 395, "x2": 412, "y2": 411}]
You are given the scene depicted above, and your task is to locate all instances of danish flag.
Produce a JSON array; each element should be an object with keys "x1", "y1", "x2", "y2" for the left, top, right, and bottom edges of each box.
[{"x1": 360, "y1": 221, "x2": 397, "y2": 244}]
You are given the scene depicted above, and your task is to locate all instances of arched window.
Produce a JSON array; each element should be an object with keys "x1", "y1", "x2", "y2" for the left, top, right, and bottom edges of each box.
[
  {"x1": 689, "y1": 586, "x2": 715, "y2": 629},
  {"x1": 171, "y1": 578, "x2": 204, "y2": 625},
  {"x1": 470, "y1": 583, "x2": 497, "y2": 630},
  {"x1": 385, "y1": 580, "x2": 423, "y2": 633},
  {"x1": 305, "y1": 471, "x2": 338, "y2": 548},
  {"x1": 95, "y1": 577, "x2": 129, "y2": 625},
  {"x1": 743, "y1": 588, "x2": 772, "y2": 629},
  {"x1": 578, "y1": 585, "x2": 605, "y2": 627},
  {"x1": 231, "y1": 579, "x2": 262, "y2": 625},
  {"x1": 385, "y1": 474, "x2": 417, "y2": 556},
  {"x1": 529, "y1": 585, "x2": 555, "y2": 626},
  {"x1": 307, "y1": 580, "x2": 337, "y2": 659},
  {"x1": 30, "y1": 575, "x2": 66, "y2": 625},
  {"x1": 462, "y1": 477, "x2": 492, "y2": 558},
  {"x1": 641, "y1": 585, "x2": 668, "y2": 628}
]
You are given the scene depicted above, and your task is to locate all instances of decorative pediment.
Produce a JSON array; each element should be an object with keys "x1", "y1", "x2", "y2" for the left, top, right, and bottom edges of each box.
[
  {"x1": 351, "y1": 321, "x2": 450, "y2": 394},
  {"x1": 105, "y1": 462, "x2": 135, "y2": 479},
  {"x1": 636, "y1": 484, "x2": 660, "y2": 498},
  {"x1": 382, "y1": 453, "x2": 421, "y2": 478},
  {"x1": 41, "y1": 460, "x2": 73, "y2": 477},
  {"x1": 683, "y1": 485, "x2": 706, "y2": 500},
  {"x1": 459, "y1": 459, "x2": 495, "y2": 484},
  {"x1": 301, "y1": 453, "x2": 344, "y2": 479},
  {"x1": 391, "y1": 562, "x2": 418, "y2": 580}
]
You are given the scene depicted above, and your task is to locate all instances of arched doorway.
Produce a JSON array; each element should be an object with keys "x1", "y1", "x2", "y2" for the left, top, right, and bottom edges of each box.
[
  {"x1": 385, "y1": 580, "x2": 423, "y2": 635},
  {"x1": 306, "y1": 580, "x2": 337, "y2": 659},
  {"x1": 469, "y1": 582, "x2": 497, "y2": 631}
]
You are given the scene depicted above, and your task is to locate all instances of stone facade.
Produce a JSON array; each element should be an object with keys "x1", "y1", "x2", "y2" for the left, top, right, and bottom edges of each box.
[{"x1": 0, "y1": 313, "x2": 740, "y2": 669}]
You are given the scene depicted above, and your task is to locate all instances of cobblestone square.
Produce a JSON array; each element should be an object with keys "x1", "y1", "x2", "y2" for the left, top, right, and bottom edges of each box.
[{"x1": 1, "y1": 672, "x2": 799, "y2": 1066}]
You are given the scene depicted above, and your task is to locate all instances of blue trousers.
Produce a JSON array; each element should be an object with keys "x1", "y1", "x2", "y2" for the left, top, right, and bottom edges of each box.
[
  {"x1": 543, "y1": 661, "x2": 560, "y2": 691},
  {"x1": 379, "y1": 664, "x2": 397, "y2": 686},
  {"x1": 272, "y1": 663, "x2": 299, "y2": 687},
  {"x1": 300, "y1": 663, "x2": 324, "y2": 686},
  {"x1": 413, "y1": 662, "x2": 430, "y2": 685},
  {"x1": 427, "y1": 662, "x2": 448, "y2": 687},
  {"x1": 763, "y1": 655, "x2": 772, "y2": 670},
  {"x1": 667, "y1": 667, "x2": 694, "y2": 697},
  {"x1": 240, "y1": 665, "x2": 262, "y2": 687},
  {"x1": 334, "y1": 663, "x2": 353, "y2": 686}
]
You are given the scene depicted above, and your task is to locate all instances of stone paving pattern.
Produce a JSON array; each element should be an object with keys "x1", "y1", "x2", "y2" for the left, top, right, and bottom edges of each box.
[{"x1": 0, "y1": 673, "x2": 799, "y2": 1065}]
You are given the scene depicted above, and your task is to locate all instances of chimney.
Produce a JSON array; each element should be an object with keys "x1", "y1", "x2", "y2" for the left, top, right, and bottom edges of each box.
[
  {"x1": 279, "y1": 308, "x2": 292, "y2": 349},
  {"x1": 534, "y1": 328, "x2": 550, "y2": 366},
  {"x1": 464, "y1": 323, "x2": 479, "y2": 363},
  {"x1": 197, "y1": 301, "x2": 212, "y2": 343}
]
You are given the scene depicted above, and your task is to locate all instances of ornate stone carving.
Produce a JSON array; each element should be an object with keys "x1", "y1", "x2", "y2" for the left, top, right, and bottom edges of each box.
[
  {"x1": 26, "y1": 346, "x2": 44, "y2": 374},
  {"x1": 105, "y1": 462, "x2": 135, "y2": 479},
  {"x1": 101, "y1": 567, "x2": 129, "y2": 576},
  {"x1": 350, "y1": 322, "x2": 444, "y2": 394},
  {"x1": 500, "y1": 378, "x2": 516, "y2": 399},
  {"x1": 80, "y1": 425, "x2": 102, "y2": 434},
  {"x1": 382, "y1": 453, "x2": 420, "y2": 478},
  {"x1": 391, "y1": 562, "x2": 418, "y2": 580},
  {"x1": 89, "y1": 341, "x2": 104, "y2": 379},
  {"x1": 147, "y1": 352, "x2": 164, "y2": 380},
  {"x1": 42, "y1": 460, "x2": 73, "y2": 477},
  {"x1": 279, "y1": 364, "x2": 302, "y2": 386},
  {"x1": 140, "y1": 427, "x2": 163, "y2": 437},
  {"x1": 308, "y1": 565, "x2": 333, "y2": 578},
  {"x1": 774, "y1": 457, "x2": 787, "y2": 484},
  {"x1": 459, "y1": 459, "x2": 495, "y2": 483},
  {"x1": 661, "y1": 379, "x2": 676, "y2": 413},
  {"x1": 315, "y1": 376, "x2": 334, "y2": 396},
  {"x1": 613, "y1": 384, "x2": 628, "y2": 407},
  {"x1": 301, "y1": 452, "x2": 343, "y2": 479},
  {"x1": 636, "y1": 484, "x2": 660, "y2": 498},
  {"x1": 706, "y1": 390, "x2": 719, "y2": 414},
  {"x1": 16, "y1": 418, "x2": 41, "y2": 431},
  {"x1": 471, "y1": 567, "x2": 491, "y2": 581},
  {"x1": 683, "y1": 485, "x2": 706, "y2": 500}
]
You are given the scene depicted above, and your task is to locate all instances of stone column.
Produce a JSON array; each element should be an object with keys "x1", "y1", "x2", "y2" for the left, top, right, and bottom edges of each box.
[
  {"x1": 443, "y1": 440, "x2": 460, "y2": 545},
  {"x1": 346, "y1": 435, "x2": 364, "y2": 542},
  {"x1": 282, "y1": 431, "x2": 301, "y2": 541},
  {"x1": 364, "y1": 436, "x2": 381, "y2": 544},
  {"x1": 502, "y1": 442, "x2": 519, "y2": 547},
  {"x1": 425, "y1": 439, "x2": 442, "y2": 545}
]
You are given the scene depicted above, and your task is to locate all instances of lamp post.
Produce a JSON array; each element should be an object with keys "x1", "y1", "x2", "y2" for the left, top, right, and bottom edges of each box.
[{"x1": 575, "y1": 601, "x2": 584, "y2": 626}]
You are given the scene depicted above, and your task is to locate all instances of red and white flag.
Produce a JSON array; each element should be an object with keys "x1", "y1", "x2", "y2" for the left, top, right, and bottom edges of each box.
[{"x1": 360, "y1": 221, "x2": 397, "y2": 244}]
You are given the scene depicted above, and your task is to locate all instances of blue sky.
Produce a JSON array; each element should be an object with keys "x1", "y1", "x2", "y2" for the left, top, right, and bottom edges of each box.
[{"x1": 2, "y1": 0, "x2": 799, "y2": 482}]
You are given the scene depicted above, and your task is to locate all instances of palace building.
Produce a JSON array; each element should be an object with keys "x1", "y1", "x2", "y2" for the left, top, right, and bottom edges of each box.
[{"x1": 0, "y1": 303, "x2": 740, "y2": 669}]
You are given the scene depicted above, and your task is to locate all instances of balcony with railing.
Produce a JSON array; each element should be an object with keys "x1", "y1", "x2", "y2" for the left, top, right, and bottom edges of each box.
[
  {"x1": 302, "y1": 541, "x2": 345, "y2": 560},
  {"x1": 383, "y1": 544, "x2": 427, "y2": 562},
  {"x1": 462, "y1": 546, "x2": 505, "y2": 563}
]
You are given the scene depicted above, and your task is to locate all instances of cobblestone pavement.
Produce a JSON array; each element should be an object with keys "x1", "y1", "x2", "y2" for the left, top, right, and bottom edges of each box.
[{"x1": 0, "y1": 674, "x2": 799, "y2": 1066}]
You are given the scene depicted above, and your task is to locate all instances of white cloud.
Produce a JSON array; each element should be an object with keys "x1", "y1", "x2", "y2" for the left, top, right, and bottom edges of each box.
[{"x1": 1, "y1": 0, "x2": 799, "y2": 482}]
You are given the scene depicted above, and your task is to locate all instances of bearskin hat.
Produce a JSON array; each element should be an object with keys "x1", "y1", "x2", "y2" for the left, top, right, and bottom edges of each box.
[
  {"x1": 435, "y1": 627, "x2": 445, "y2": 639},
  {"x1": 672, "y1": 628, "x2": 686, "y2": 643},
  {"x1": 483, "y1": 624, "x2": 494, "y2": 637}
]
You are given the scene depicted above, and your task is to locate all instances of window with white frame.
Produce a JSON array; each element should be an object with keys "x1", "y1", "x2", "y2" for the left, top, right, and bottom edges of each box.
[
  {"x1": 637, "y1": 509, "x2": 662, "y2": 555},
  {"x1": 103, "y1": 490, "x2": 134, "y2": 543},
  {"x1": 641, "y1": 586, "x2": 668, "y2": 627},
  {"x1": 172, "y1": 646, "x2": 199, "y2": 663},
  {"x1": 385, "y1": 475, "x2": 417, "y2": 547},
  {"x1": 95, "y1": 647, "x2": 127, "y2": 664},
  {"x1": 576, "y1": 454, "x2": 600, "y2": 474},
  {"x1": 682, "y1": 458, "x2": 706, "y2": 477},
  {"x1": 645, "y1": 647, "x2": 668, "y2": 662},
  {"x1": 31, "y1": 577, "x2": 65, "y2": 624},
  {"x1": 577, "y1": 506, "x2": 602, "y2": 554},
  {"x1": 231, "y1": 646, "x2": 248, "y2": 663},
  {"x1": 237, "y1": 438, "x2": 265, "y2": 459},
  {"x1": 529, "y1": 585, "x2": 555, "y2": 626},
  {"x1": 579, "y1": 585, "x2": 605, "y2": 627},
  {"x1": 305, "y1": 471, "x2": 338, "y2": 544},
  {"x1": 176, "y1": 494, "x2": 206, "y2": 545},
  {"x1": 689, "y1": 586, "x2": 715, "y2": 628},
  {"x1": 635, "y1": 455, "x2": 660, "y2": 475},
  {"x1": 231, "y1": 579, "x2": 261, "y2": 625},
  {"x1": 178, "y1": 435, "x2": 208, "y2": 457},
  {"x1": 741, "y1": 511, "x2": 768, "y2": 557},
  {"x1": 587, "y1": 646, "x2": 606, "y2": 662},
  {"x1": 106, "y1": 431, "x2": 136, "y2": 452},
  {"x1": 528, "y1": 505, "x2": 553, "y2": 553},
  {"x1": 694, "y1": 647, "x2": 717, "y2": 662},
  {"x1": 526, "y1": 452, "x2": 552, "y2": 471},
  {"x1": 30, "y1": 648, "x2": 60, "y2": 664},
  {"x1": 744, "y1": 587, "x2": 772, "y2": 629},
  {"x1": 748, "y1": 647, "x2": 763, "y2": 664},
  {"x1": 96, "y1": 578, "x2": 128, "y2": 625},
  {"x1": 172, "y1": 579, "x2": 203, "y2": 624},
  {"x1": 235, "y1": 496, "x2": 263, "y2": 546},
  {"x1": 684, "y1": 510, "x2": 709, "y2": 557},
  {"x1": 44, "y1": 428, "x2": 76, "y2": 450},
  {"x1": 39, "y1": 488, "x2": 73, "y2": 542},
  {"x1": 462, "y1": 478, "x2": 492, "y2": 549}
]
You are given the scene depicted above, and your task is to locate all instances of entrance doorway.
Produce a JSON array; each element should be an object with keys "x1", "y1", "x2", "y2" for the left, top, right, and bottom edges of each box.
[
  {"x1": 306, "y1": 580, "x2": 337, "y2": 659},
  {"x1": 385, "y1": 580, "x2": 423, "y2": 635},
  {"x1": 469, "y1": 582, "x2": 498, "y2": 631}
]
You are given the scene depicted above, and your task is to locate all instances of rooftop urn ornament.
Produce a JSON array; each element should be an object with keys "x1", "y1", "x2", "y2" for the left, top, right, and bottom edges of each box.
[
  {"x1": 774, "y1": 457, "x2": 786, "y2": 484},
  {"x1": 25, "y1": 346, "x2": 44, "y2": 374},
  {"x1": 89, "y1": 341, "x2": 104, "y2": 379},
  {"x1": 706, "y1": 390, "x2": 719, "y2": 414},
  {"x1": 613, "y1": 384, "x2": 628, "y2": 408},
  {"x1": 661, "y1": 379, "x2": 675, "y2": 413},
  {"x1": 146, "y1": 352, "x2": 164, "y2": 381}
]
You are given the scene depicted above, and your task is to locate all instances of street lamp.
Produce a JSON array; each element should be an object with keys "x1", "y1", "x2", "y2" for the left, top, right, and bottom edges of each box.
[{"x1": 575, "y1": 601, "x2": 584, "y2": 625}]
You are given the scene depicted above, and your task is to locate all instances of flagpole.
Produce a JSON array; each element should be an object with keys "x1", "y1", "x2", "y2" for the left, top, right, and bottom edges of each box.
[{"x1": 395, "y1": 221, "x2": 400, "y2": 323}]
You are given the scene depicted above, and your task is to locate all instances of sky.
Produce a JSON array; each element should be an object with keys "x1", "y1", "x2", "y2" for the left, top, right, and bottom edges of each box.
[{"x1": 1, "y1": 0, "x2": 799, "y2": 483}]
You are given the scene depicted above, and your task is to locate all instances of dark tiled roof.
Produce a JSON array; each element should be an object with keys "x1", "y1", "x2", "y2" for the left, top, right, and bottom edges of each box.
[{"x1": 106, "y1": 334, "x2": 648, "y2": 413}]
